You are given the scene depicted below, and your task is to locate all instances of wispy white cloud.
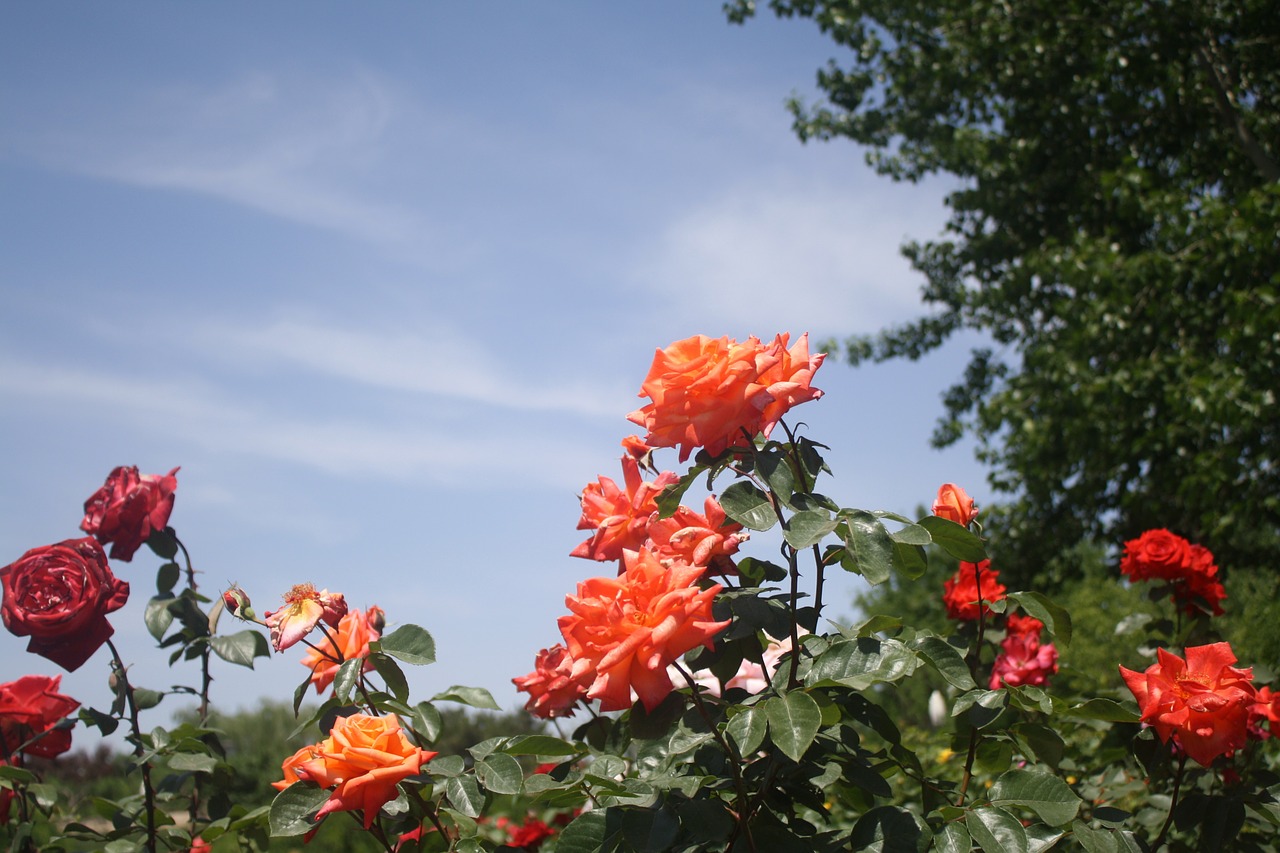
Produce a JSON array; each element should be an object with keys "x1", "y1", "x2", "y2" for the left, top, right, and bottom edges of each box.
[{"x1": 634, "y1": 177, "x2": 952, "y2": 337}]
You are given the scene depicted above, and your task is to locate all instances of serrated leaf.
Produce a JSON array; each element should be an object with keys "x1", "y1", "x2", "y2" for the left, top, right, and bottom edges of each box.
[
  {"x1": 966, "y1": 806, "x2": 1028, "y2": 853},
  {"x1": 268, "y1": 783, "x2": 329, "y2": 837},
  {"x1": 726, "y1": 706, "x2": 767, "y2": 756},
  {"x1": 934, "y1": 822, "x2": 972, "y2": 853},
  {"x1": 1007, "y1": 591, "x2": 1073, "y2": 646},
  {"x1": 809, "y1": 636, "x2": 917, "y2": 689},
  {"x1": 990, "y1": 769, "x2": 1081, "y2": 826},
  {"x1": 848, "y1": 806, "x2": 924, "y2": 852},
  {"x1": 840, "y1": 510, "x2": 894, "y2": 584},
  {"x1": 167, "y1": 752, "x2": 219, "y2": 774},
  {"x1": 369, "y1": 652, "x2": 409, "y2": 702},
  {"x1": 764, "y1": 692, "x2": 821, "y2": 762},
  {"x1": 376, "y1": 624, "x2": 436, "y2": 665},
  {"x1": 784, "y1": 509, "x2": 838, "y2": 548},
  {"x1": 501, "y1": 735, "x2": 579, "y2": 757},
  {"x1": 332, "y1": 658, "x2": 363, "y2": 702},
  {"x1": 431, "y1": 686, "x2": 500, "y2": 709},
  {"x1": 556, "y1": 810, "x2": 609, "y2": 853},
  {"x1": 209, "y1": 630, "x2": 270, "y2": 669},
  {"x1": 1064, "y1": 698, "x2": 1140, "y2": 722},
  {"x1": 918, "y1": 516, "x2": 988, "y2": 562},
  {"x1": 475, "y1": 754, "x2": 524, "y2": 795},
  {"x1": 890, "y1": 540, "x2": 928, "y2": 579},
  {"x1": 913, "y1": 636, "x2": 977, "y2": 691},
  {"x1": 445, "y1": 775, "x2": 485, "y2": 818},
  {"x1": 719, "y1": 481, "x2": 778, "y2": 531}
]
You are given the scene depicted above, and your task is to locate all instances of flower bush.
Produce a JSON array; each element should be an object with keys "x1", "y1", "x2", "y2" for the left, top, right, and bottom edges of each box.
[{"x1": 0, "y1": 332, "x2": 1277, "y2": 853}]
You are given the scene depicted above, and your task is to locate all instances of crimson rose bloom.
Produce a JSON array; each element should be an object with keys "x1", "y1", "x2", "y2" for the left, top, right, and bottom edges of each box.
[
  {"x1": 81, "y1": 466, "x2": 179, "y2": 561},
  {"x1": 1119, "y1": 529, "x2": 1191, "y2": 583},
  {"x1": 942, "y1": 560, "x2": 1006, "y2": 621},
  {"x1": 558, "y1": 549, "x2": 729, "y2": 712},
  {"x1": 0, "y1": 538, "x2": 131, "y2": 671},
  {"x1": 0, "y1": 675, "x2": 80, "y2": 759},
  {"x1": 1120, "y1": 642, "x2": 1257, "y2": 766}
]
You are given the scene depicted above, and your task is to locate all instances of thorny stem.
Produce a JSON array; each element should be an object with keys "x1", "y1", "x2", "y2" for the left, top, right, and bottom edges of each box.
[
  {"x1": 176, "y1": 534, "x2": 212, "y2": 836},
  {"x1": 778, "y1": 420, "x2": 828, "y2": 620},
  {"x1": 107, "y1": 638, "x2": 158, "y2": 853},
  {"x1": 956, "y1": 558, "x2": 991, "y2": 807},
  {"x1": 673, "y1": 662, "x2": 756, "y2": 853}
]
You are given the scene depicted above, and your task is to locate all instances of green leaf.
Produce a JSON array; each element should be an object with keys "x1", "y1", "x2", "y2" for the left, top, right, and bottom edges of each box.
[
  {"x1": 990, "y1": 769, "x2": 1081, "y2": 826},
  {"x1": 79, "y1": 706, "x2": 119, "y2": 736},
  {"x1": 556, "y1": 810, "x2": 609, "y2": 853},
  {"x1": 167, "y1": 752, "x2": 219, "y2": 774},
  {"x1": 764, "y1": 692, "x2": 821, "y2": 762},
  {"x1": 332, "y1": 658, "x2": 363, "y2": 702},
  {"x1": 475, "y1": 754, "x2": 524, "y2": 795},
  {"x1": 917, "y1": 516, "x2": 988, "y2": 562},
  {"x1": 655, "y1": 468, "x2": 701, "y2": 519},
  {"x1": 890, "y1": 540, "x2": 928, "y2": 579},
  {"x1": 209, "y1": 630, "x2": 270, "y2": 669},
  {"x1": 147, "y1": 526, "x2": 179, "y2": 559},
  {"x1": 719, "y1": 481, "x2": 778, "y2": 531},
  {"x1": 444, "y1": 775, "x2": 485, "y2": 818},
  {"x1": 809, "y1": 636, "x2": 917, "y2": 690},
  {"x1": 848, "y1": 806, "x2": 924, "y2": 852},
  {"x1": 431, "y1": 686, "x2": 500, "y2": 710},
  {"x1": 268, "y1": 782, "x2": 329, "y2": 837},
  {"x1": 620, "y1": 805, "x2": 681, "y2": 853},
  {"x1": 912, "y1": 636, "x2": 977, "y2": 691},
  {"x1": 839, "y1": 511, "x2": 894, "y2": 585},
  {"x1": 1006, "y1": 591, "x2": 1073, "y2": 646},
  {"x1": 889, "y1": 522, "x2": 933, "y2": 546},
  {"x1": 156, "y1": 562, "x2": 181, "y2": 595},
  {"x1": 133, "y1": 689, "x2": 164, "y2": 710},
  {"x1": 501, "y1": 735, "x2": 580, "y2": 757},
  {"x1": 934, "y1": 822, "x2": 972, "y2": 853},
  {"x1": 369, "y1": 652, "x2": 409, "y2": 702},
  {"x1": 755, "y1": 446, "x2": 795, "y2": 501},
  {"x1": 966, "y1": 806, "x2": 1028, "y2": 853},
  {"x1": 784, "y1": 509, "x2": 838, "y2": 548},
  {"x1": 145, "y1": 595, "x2": 176, "y2": 642},
  {"x1": 726, "y1": 706, "x2": 767, "y2": 756},
  {"x1": 376, "y1": 624, "x2": 436, "y2": 665},
  {"x1": 1064, "y1": 698, "x2": 1140, "y2": 723}
]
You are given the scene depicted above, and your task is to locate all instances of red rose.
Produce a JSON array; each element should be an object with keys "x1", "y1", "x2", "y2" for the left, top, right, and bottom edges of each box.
[
  {"x1": 1119, "y1": 529, "x2": 1191, "y2": 583},
  {"x1": 81, "y1": 466, "x2": 179, "y2": 561},
  {"x1": 942, "y1": 560, "x2": 1006, "y2": 621},
  {"x1": 0, "y1": 538, "x2": 131, "y2": 671},
  {"x1": 513, "y1": 644, "x2": 591, "y2": 719},
  {"x1": 0, "y1": 675, "x2": 80, "y2": 759}
]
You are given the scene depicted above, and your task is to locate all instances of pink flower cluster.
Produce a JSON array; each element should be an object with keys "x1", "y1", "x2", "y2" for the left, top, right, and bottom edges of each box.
[{"x1": 989, "y1": 614, "x2": 1058, "y2": 689}]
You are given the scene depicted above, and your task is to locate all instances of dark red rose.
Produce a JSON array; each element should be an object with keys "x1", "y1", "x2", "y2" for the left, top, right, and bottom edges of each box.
[
  {"x1": 80, "y1": 466, "x2": 179, "y2": 561},
  {"x1": 0, "y1": 538, "x2": 131, "y2": 671},
  {"x1": 0, "y1": 675, "x2": 80, "y2": 759}
]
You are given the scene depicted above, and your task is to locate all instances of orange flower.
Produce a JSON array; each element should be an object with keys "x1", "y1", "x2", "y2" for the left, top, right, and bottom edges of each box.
[
  {"x1": 273, "y1": 743, "x2": 317, "y2": 791},
  {"x1": 1120, "y1": 642, "x2": 1257, "y2": 767},
  {"x1": 512, "y1": 644, "x2": 592, "y2": 719},
  {"x1": 570, "y1": 457, "x2": 678, "y2": 562},
  {"x1": 942, "y1": 560, "x2": 1006, "y2": 621},
  {"x1": 558, "y1": 549, "x2": 730, "y2": 712},
  {"x1": 276, "y1": 713, "x2": 436, "y2": 829},
  {"x1": 300, "y1": 606, "x2": 384, "y2": 694},
  {"x1": 645, "y1": 496, "x2": 748, "y2": 575},
  {"x1": 264, "y1": 584, "x2": 347, "y2": 651},
  {"x1": 753, "y1": 333, "x2": 825, "y2": 438},
  {"x1": 931, "y1": 483, "x2": 978, "y2": 527}
]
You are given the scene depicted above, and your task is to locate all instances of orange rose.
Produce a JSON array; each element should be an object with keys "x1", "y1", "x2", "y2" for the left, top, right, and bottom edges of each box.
[
  {"x1": 276, "y1": 713, "x2": 436, "y2": 829},
  {"x1": 931, "y1": 483, "x2": 978, "y2": 527},
  {"x1": 570, "y1": 457, "x2": 678, "y2": 562},
  {"x1": 300, "y1": 606, "x2": 383, "y2": 694},
  {"x1": 264, "y1": 584, "x2": 348, "y2": 651},
  {"x1": 512, "y1": 644, "x2": 591, "y2": 719},
  {"x1": 753, "y1": 333, "x2": 825, "y2": 438},
  {"x1": 558, "y1": 549, "x2": 730, "y2": 712},
  {"x1": 1120, "y1": 643, "x2": 1256, "y2": 766},
  {"x1": 645, "y1": 496, "x2": 748, "y2": 575},
  {"x1": 942, "y1": 560, "x2": 1006, "y2": 621}
]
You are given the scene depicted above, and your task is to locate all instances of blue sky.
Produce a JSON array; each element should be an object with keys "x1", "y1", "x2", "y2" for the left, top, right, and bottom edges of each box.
[{"x1": 0, "y1": 3, "x2": 993, "y2": 736}]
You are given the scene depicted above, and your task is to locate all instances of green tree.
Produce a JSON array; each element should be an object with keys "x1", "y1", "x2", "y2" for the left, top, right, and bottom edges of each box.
[{"x1": 729, "y1": 0, "x2": 1280, "y2": 665}]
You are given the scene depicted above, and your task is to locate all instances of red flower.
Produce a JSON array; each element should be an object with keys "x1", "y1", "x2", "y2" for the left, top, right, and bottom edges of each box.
[
  {"x1": 300, "y1": 606, "x2": 383, "y2": 694},
  {"x1": 275, "y1": 713, "x2": 436, "y2": 829},
  {"x1": 0, "y1": 538, "x2": 131, "y2": 671},
  {"x1": 1249, "y1": 685, "x2": 1280, "y2": 740},
  {"x1": 645, "y1": 496, "x2": 748, "y2": 575},
  {"x1": 932, "y1": 483, "x2": 978, "y2": 527},
  {"x1": 0, "y1": 675, "x2": 80, "y2": 759},
  {"x1": 512, "y1": 644, "x2": 592, "y2": 719},
  {"x1": 264, "y1": 584, "x2": 347, "y2": 652},
  {"x1": 942, "y1": 560, "x2": 1006, "y2": 621},
  {"x1": 626, "y1": 334, "x2": 824, "y2": 463},
  {"x1": 508, "y1": 817, "x2": 556, "y2": 849},
  {"x1": 570, "y1": 457, "x2": 678, "y2": 562},
  {"x1": 80, "y1": 466, "x2": 179, "y2": 561},
  {"x1": 1119, "y1": 529, "x2": 1192, "y2": 583},
  {"x1": 1120, "y1": 642, "x2": 1257, "y2": 766},
  {"x1": 558, "y1": 549, "x2": 729, "y2": 712},
  {"x1": 989, "y1": 619, "x2": 1058, "y2": 689},
  {"x1": 188, "y1": 837, "x2": 211, "y2": 853}
]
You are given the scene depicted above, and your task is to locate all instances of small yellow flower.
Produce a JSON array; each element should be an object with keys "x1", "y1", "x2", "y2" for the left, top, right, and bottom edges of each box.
[{"x1": 937, "y1": 748, "x2": 955, "y2": 763}]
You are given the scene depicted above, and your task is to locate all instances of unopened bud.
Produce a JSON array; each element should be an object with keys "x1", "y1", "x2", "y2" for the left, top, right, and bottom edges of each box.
[{"x1": 222, "y1": 586, "x2": 255, "y2": 620}]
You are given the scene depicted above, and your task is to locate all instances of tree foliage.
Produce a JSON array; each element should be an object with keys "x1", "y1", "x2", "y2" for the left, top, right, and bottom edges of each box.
[{"x1": 727, "y1": 0, "x2": 1280, "y2": 617}]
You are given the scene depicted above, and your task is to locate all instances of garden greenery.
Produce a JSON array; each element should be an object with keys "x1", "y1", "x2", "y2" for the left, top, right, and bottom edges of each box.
[{"x1": 1, "y1": 333, "x2": 1277, "y2": 852}]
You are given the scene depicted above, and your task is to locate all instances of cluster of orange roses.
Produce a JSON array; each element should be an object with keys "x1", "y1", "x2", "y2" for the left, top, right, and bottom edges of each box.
[{"x1": 515, "y1": 333, "x2": 825, "y2": 718}]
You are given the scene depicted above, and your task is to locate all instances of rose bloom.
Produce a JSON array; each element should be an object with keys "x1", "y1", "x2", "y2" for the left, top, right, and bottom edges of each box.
[
  {"x1": 264, "y1": 584, "x2": 348, "y2": 652},
  {"x1": 0, "y1": 674, "x2": 80, "y2": 759},
  {"x1": 512, "y1": 644, "x2": 592, "y2": 719},
  {"x1": 188, "y1": 837, "x2": 211, "y2": 853},
  {"x1": 1248, "y1": 686, "x2": 1280, "y2": 740},
  {"x1": 645, "y1": 496, "x2": 748, "y2": 575},
  {"x1": 1119, "y1": 529, "x2": 1192, "y2": 583},
  {"x1": 989, "y1": 618, "x2": 1059, "y2": 689},
  {"x1": 752, "y1": 333, "x2": 826, "y2": 436},
  {"x1": 0, "y1": 538, "x2": 131, "y2": 672},
  {"x1": 932, "y1": 483, "x2": 978, "y2": 527},
  {"x1": 570, "y1": 457, "x2": 678, "y2": 562},
  {"x1": 301, "y1": 606, "x2": 384, "y2": 694},
  {"x1": 274, "y1": 713, "x2": 436, "y2": 829},
  {"x1": 508, "y1": 817, "x2": 557, "y2": 850},
  {"x1": 1120, "y1": 642, "x2": 1257, "y2": 767},
  {"x1": 558, "y1": 549, "x2": 730, "y2": 712},
  {"x1": 942, "y1": 560, "x2": 1006, "y2": 621},
  {"x1": 80, "y1": 466, "x2": 179, "y2": 562}
]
